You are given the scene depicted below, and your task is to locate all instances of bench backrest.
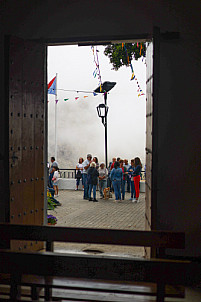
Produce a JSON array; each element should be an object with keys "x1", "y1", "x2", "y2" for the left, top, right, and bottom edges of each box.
[
  {"x1": 0, "y1": 250, "x2": 199, "y2": 286},
  {"x1": 0, "y1": 223, "x2": 185, "y2": 252}
]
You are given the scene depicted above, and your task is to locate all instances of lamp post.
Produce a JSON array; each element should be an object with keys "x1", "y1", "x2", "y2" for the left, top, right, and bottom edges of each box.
[{"x1": 94, "y1": 81, "x2": 116, "y2": 168}]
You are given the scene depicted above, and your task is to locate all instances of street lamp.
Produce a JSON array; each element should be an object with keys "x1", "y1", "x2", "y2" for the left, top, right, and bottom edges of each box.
[
  {"x1": 96, "y1": 103, "x2": 109, "y2": 126},
  {"x1": 94, "y1": 81, "x2": 116, "y2": 168}
]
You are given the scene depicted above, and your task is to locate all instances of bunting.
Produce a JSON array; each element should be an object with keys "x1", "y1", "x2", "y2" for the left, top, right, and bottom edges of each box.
[
  {"x1": 121, "y1": 43, "x2": 145, "y2": 97},
  {"x1": 91, "y1": 46, "x2": 103, "y2": 90},
  {"x1": 122, "y1": 43, "x2": 135, "y2": 81}
]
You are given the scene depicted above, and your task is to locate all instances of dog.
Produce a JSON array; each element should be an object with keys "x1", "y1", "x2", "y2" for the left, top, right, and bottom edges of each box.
[{"x1": 103, "y1": 187, "x2": 111, "y2": 199}]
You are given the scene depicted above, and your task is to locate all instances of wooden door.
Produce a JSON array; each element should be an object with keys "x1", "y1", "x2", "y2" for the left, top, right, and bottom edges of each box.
[
  {"x1": 145, "y1": 28, "x2": 160, "y2": 257},
  {"x1": 8, "y1": 36, "x2": 46, "y2": 251}
]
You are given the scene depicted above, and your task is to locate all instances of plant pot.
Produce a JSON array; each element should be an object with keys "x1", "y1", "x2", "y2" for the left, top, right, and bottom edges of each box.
[{"x1": 48, "y1": 222, "x2": 56, "y2": 225}]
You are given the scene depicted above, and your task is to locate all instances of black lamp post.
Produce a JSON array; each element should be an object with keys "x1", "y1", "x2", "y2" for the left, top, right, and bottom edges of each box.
[{"x1": 94, "y1": 81, "x2": 116, "y2": 168}]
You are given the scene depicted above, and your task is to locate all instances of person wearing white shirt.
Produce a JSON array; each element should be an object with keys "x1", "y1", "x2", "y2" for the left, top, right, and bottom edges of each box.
[
  {"x1": 75, "y1": 157, "x2": 84, "y2": 190},
  {"x1": 52, "y1": 166, "x2": 59, "y2": 197}
]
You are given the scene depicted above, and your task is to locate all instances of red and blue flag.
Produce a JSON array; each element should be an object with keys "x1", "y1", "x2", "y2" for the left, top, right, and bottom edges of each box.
[{"x1": 48, "y1": 76, "x2": 56, "y2": 95}]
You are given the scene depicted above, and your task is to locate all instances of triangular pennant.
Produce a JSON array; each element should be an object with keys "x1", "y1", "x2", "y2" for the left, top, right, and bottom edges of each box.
[
  {"x1": 130, "y1": 72, "x2": 135, "y2": 81},
  {"x1": 84, "y1": 96, "x2": 88, "y2": 98},
  {"x1": 64, "y1": 98, "x2": 69, "y2": 101},
  {"x1": 93, "y1": 92, "x2": 98, "y2": 96},
  {"x1": 55, "y1": 99, "x2": 59, "y2": 104},
  {"x1": 75, "y1": 97, "x2": 79, "y2": 101}
]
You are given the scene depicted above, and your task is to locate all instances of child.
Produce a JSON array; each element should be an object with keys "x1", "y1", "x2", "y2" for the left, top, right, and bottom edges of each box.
[
  {"x1": 133, "y1": 157, "x2": 142, "y2": 203},
  {"x1": 52, "y1": 166, "x2": 59, "y2": 197}
]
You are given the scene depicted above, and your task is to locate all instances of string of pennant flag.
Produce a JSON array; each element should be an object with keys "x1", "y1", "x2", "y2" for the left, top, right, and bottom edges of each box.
[
  {"x1": 91, "y1": 46, "x2": 103, "y2": 92},
  {"x1": 48, "y1": 43, "x2": 145, "y2": 102},
  {"x1": 48, "y1": 93, "x2": 98, "y2": 103},
  {"x1": 122, "y1": 43, "x2": 145, "y2": 97},
  {"x1": 47, "y1": 78, "x2": 98, "y2": 102}
]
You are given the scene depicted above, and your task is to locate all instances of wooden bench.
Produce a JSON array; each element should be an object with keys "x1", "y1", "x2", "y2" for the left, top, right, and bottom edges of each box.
[{"x1": 0, "y1": 223, "x2": 198, "y2": 302}]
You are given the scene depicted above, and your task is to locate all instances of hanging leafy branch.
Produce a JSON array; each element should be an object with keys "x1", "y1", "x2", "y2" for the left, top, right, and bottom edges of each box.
[{"x1": 104, "y1": 43, "x2": 146, "y2": 71}]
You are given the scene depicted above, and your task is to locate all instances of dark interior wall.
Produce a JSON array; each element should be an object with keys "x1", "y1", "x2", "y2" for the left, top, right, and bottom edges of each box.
[
  {"x1": 0, "y1": 0, "x2": 200, "y2": 257},
  {"x1": 157, "y1": 35, "x2": 201, "y2": 257}
]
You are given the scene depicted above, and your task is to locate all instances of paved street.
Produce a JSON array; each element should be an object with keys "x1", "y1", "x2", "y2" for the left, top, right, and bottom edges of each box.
[{"x1": 52, "y1": 190, "x2": 145, "y2": 257}]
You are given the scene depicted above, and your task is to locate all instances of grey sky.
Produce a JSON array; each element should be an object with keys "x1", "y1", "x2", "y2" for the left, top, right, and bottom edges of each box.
[{"x1": 48, "y1": 45, "x2": 146, "y2": 168}]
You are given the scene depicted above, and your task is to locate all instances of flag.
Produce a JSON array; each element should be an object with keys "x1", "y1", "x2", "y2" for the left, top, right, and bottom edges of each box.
[
  {"x1": 93, "y1": 68, "x2": 98, "y2": 78},
  {"x1": 93, "y1": 92, "x2": 98, "y2": 96},
  {"x1": 75, "y1": 97, "x2": 79, "y2": 101},
  {"x1": 48, "y1": 76, "x2": 56, "y2": 95},
  {"x1": 64, "y1": 98, "x2": 69, "y2": 101},
  {"x1": 130, "y1": 72, "x2": 135, "y2": 80},
  {"x1": 55, "y1": 99, "x2": 59, "y2": 104},
  {"x1": 84, "y1": 96, "x2": 88, "y2": 98},
  {"x1": 140, "y1": 44, "x2": 142, "y2": 56}
]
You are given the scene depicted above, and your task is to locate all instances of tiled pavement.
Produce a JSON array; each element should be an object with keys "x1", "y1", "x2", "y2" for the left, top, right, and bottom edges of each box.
[{"x1": 51, "y1": 190, "x2": 145, "y2": 257}]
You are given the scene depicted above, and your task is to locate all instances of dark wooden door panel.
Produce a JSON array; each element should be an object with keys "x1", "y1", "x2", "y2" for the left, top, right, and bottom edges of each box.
[
  {"x1": 145, "y1": 41, "x2": 153, "y2": 258},
  {"x1": 145, "y1": 29, "x2": 160, "y2": 258},
  {"x1": 145, "y1": 41, "x2": 153, "y2": 230},
  {"x1": 8, "y1": 36, "x2": 46, "y2": 251}
]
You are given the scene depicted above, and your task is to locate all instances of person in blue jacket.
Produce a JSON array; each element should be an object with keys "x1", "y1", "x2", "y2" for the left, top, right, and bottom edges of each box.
[{"x1": 110, "y1": 161, "x2": 123, "y2": 201}]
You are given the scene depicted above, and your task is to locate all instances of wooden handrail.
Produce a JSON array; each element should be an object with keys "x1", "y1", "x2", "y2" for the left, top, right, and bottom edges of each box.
[{"x1": 0, "y1": 223, "x2": 185, "y2": 249}]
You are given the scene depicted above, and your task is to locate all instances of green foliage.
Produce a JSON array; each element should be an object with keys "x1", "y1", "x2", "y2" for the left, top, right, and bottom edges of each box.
[
  {"x1": 104, "y1": 43, "x2": 146, "y2": 71},
  {"x1": 47, "y1": 196, "x2": 57, "y2": 211}
]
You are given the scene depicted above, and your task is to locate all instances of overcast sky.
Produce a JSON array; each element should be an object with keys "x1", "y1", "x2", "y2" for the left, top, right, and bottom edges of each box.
[{"x1": 48, "y1": 45, "x2": 146, "y2": 168}]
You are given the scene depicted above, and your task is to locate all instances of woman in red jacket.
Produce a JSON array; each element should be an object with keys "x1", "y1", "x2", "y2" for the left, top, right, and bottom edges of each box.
[{"x1": 133, "y1": 157, "x2": 142, "y2": 203}]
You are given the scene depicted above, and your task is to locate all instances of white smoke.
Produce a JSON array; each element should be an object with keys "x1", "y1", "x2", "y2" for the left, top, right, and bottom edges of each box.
[{"x1": 48, "y1": 45, "x2": 146, "y2": 168}]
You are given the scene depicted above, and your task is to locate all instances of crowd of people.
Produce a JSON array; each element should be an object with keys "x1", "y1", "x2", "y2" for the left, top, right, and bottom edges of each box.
[
  {"x1": 75, "y1": 154, "x2": 143, "y2": 203},
  {"x1": 48, "y1": 154, "x2": 143, "y2": 203}
]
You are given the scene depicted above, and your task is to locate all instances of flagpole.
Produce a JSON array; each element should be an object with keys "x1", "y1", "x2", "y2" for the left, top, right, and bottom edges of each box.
[{"x1": 55, "y1": 73, "x2": 58, "y2": 160}]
